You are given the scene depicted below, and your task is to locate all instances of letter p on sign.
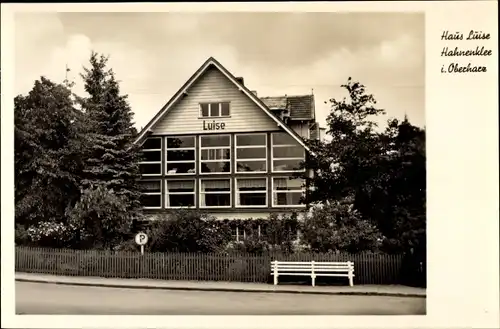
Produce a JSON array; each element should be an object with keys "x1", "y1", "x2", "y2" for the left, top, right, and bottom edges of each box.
[{"x1": 135, "y1": 232, "x2": 148, "y2": 246}]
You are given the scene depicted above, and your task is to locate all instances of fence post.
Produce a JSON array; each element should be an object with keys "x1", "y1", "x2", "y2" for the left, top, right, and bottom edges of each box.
[
  {"x1": 347, "y1": 261, "x2": 354, "y2": 287},
  {"x1": 311, "y1": 260, "x2": 316, "y2": 287},
  {"x1": 273, "y1": 260, "x2": 278, "y2": 285}
]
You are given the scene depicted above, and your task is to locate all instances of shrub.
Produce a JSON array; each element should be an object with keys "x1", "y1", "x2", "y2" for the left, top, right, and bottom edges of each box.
[
  {"x1": 15, "y1": 224, "x2": 31, "y2": 246},
  {"x1": 26, "y1": 221, "x2": 77, "y2": 248},
  {"x1": 67, "y1": 185, "x2": 132, "y2": 249},
  {"x1": 264, "y1": 213, "x2": 299, "y2": 253},
  {"x1": 301, "y1": 200, "x2": 383, "y2": 253},
  {"x1": 147, "y1": 209, "x2": 230, "y2": 253},
  {"x1": 224, "y1": 236, "x2": 270, "y2": 255}
]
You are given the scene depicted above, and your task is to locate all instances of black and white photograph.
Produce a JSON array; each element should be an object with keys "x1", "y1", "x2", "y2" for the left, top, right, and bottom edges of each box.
[
  {"x1": 1, "y1": 2, "x2": 498, "y2": 328},
  {"x1": 12, "y1": 11, "x2": 426, "y2": 316}
]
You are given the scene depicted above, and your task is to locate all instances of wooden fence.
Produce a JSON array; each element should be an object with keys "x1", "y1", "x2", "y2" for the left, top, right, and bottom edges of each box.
[{"x1": 15, "y1": 247, "x2": 405, "y2": 285}]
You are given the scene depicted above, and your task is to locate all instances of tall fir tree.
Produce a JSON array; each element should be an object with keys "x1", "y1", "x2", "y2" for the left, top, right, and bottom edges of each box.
[{"x1": 73, "y1": 52, "x2": 142, "y2": 245}]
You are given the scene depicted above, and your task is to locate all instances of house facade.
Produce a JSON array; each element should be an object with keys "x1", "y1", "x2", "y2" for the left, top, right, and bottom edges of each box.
[{"x1": 134, "y1": 57, "x2": 324, "y2": 221}]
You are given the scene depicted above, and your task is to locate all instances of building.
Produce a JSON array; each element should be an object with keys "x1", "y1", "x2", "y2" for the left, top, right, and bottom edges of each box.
[{"x1": 134, "y1": 57, "x2": 324, "y2": 221}]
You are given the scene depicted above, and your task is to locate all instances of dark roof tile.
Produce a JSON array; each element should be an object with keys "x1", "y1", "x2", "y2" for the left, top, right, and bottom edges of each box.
[{"x1": 260, "y1": 94, "x2": 315, "y2": 120}]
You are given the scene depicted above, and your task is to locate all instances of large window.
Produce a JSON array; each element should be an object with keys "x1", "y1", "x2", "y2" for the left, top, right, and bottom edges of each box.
[
  {"x1": 272, "y1": 178, "x2": 306, "y2": 207},
  {"x1": 200, "y1": 102, "x2": 230, "y2": 118},
  {"x1": 139, "y1": 137, "x2": 162, "y2": 176},
  {"x1": 165, "y1": 180, "x2": 195, "y2": 208},
  {"x1": 200, "y1": 135, "x2": 231, "y2": 174},
  {"x1": 200, "y1": 179, "x2": 231, "y2": 208},
  {"x1": 235, "y1": 134, "x2": 267, "y2": 173},
  {"x1": 271, "y1": 132, "x2": 305, "y2": 172},
  {"x1": 138, "y1": 180, "x2": 162, "y2": 209},
  {"x1": 236, "y1": 178, "x2": 267, "y2": 207},
  {"x1": 166, "y1": 136, "x2": 196, "y2": 175}
]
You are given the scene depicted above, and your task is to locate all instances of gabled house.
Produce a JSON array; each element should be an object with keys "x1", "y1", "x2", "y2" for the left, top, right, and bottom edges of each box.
[{"x1": 134, "y1": 57, "x2": 324, "y2": 220}]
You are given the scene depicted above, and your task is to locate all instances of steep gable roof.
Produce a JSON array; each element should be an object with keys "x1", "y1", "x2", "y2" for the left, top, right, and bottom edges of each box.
[
  {"x1": 260, "y1": 94, "x2": 315, "y2": 120},
  {"x1": 134, "y1": 57, "x2": 309, "y2": 152}
]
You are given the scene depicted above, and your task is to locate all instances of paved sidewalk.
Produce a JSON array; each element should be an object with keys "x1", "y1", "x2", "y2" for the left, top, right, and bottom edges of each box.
[{"x1": 15, "y1": 272, "x2": 426, "y2": 298}]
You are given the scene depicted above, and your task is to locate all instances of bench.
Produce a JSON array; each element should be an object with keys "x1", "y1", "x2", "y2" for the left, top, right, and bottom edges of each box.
[{"x1": 271, "y1": 260, "x2": 355, "y2": 287}]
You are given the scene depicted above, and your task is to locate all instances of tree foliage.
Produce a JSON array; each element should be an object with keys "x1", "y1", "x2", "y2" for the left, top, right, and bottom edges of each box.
[
  {"x1": 299, "y1": 77, "x2": 426, "y2": 253},
  {"x1": 14, "y1": 77, "x2": 84, "y2": 227},
  {"x1": 77, "y1": 52, "x2": 142, "y2": 220},
  {"x1": 14, "y1": 52, "x2": 143, "y2": 249}
]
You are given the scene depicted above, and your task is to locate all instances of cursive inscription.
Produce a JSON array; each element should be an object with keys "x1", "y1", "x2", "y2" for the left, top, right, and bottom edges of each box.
[{"x1": 440, "y1": 30, "x2": 492, "y2": 74}]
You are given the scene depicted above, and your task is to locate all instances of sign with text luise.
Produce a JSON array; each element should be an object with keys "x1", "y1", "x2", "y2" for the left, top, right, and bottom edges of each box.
[{"x1": 203, "y1": 120, "x2": 226, "y2": 131}]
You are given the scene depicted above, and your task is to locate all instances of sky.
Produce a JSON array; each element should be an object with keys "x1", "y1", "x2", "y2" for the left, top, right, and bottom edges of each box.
[{"x1": 14, "y1": 12, "x2": 425, "y2": 131}]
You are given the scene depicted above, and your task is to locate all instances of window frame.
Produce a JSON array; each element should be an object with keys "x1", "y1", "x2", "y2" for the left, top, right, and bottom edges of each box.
[
  {"x1": 199, "y1": 178, "x2": 232, "y2": 209},
  {"x1": 139, "y1": 137, "x2": 163, "y2": 176},
  {"x1": 271, "y1": 132, "x2": 306, "y2": 173},
  {"x1": 271, "y1": 177, "x2": 307, "y2": 208},
  {"x1": 138, "y1": 179, "x2": 162, "y2": 209},
  {"x1": 199, "y1": 134, "x2": 232, "y2": 175},
  {"x1": 235, "y1": 133, "x2": 268, "y2": 174},
  {"x1": 235, "y1": 177, "x2": 268, "y2": 208},
  {"x1": 199, "y1": 102, "x2": 231, "y2": 118},
  {"x1": 164, "y1": 179, "x2": 196, "y2": 209},
  {"x1": 165, "y1": 135, "x2": 196, "y2": 176}
]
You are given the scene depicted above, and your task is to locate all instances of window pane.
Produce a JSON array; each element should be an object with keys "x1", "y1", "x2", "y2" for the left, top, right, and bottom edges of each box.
[
  {"x1": 239, "y1": 193, "x2": 266, "y2": 206},
  {"x1": 272, "y1": 132, "x2": 297, "y2": 146},
  {"x1": 168, "y1": 194, "x2": 195, "y2": 207},
  {"x1": 237, "y1": 147, "x2": 266, "y2": 159},
  {"x1": 166, "y1": 162, "x2": 195, "y2": 174},
  {"x1": 141, "y1": 194, "x2": 161, "y2": 208},
  {"x1": 200, "y1": 135, "x2": 230, "y2": 147},
  {"x1": 142, "y1": 138, "x2": 162, "y2": 150},
  {"x1": 167, "y1": 180, "x2": 195, "y2": 193},
  {"x1": 236, "y1": 134, "x2": 266, "y2": 146},
  {"x1": 201, "y1": 161, "x2": 230, "y2": 173},
  {"x1": 200, "y1": 104, "x2": 209, "y2": 117},
  {"x1": 201, "y1": 148, "x2": 230, "y2": 160},
  {"x1": 203, "y1": 193, "x2": 231, "y2": 207},
  {"x1": 167, "y1": 136, "x2": 195, "y2": 148},
  {"x1": 274, "y1": 192, "x2": 303, "y2": 206},
  {"x1": 236, "y1": 160, "x2": 267, "y2": 172},
  {"x1": 167, "y1": 149, "x2": 195, "y2": 162},
  {"x1": 138, "y1": 180, "x2": 161, "y2": 193},
  {"x1": 274, "y1": 178, "x2": 304, "y2": 190},
  {"x1": 221, "y1": 102, "x2": 230, "y2": 116},
  {"x1": 273, "y1": 146, "x2": 304, "y2": 158},
  {"x1": 140, "y1": 151, "x2": 161, "y2": 162},
  {"x1": 209, "y1": 103, "x2": 220, "y2": 117},
  {"x1": 140, "y1": 163, "x2": 162, "y2": 175},
  {"x1": 201, "y1": 179, "x2": 230, "y2": 192},
  {"x1": 273, "y1": 159, "x2": 303, "y2": 171},
  {"x1": 237, "y1": 178, "x2": 266, "y2": 191}
]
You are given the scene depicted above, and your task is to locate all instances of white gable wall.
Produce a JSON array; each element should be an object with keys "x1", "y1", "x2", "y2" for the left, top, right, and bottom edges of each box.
[{"x1": 152, "y1": 66, "x2": 281, "y2": 135}]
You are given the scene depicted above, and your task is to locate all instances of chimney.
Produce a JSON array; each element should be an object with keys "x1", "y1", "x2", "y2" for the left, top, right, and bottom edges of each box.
[
  {"x1": 251, "y1": 90, "x2": 257, "y2": 96},
  {"x1": 235, "y1": 77, "x2": 244, "y2": 85}
]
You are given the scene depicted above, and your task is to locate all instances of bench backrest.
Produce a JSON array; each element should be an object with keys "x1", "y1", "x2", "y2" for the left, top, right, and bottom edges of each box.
[{"x1": 271, "y1": 261, "x2": 354, "y2": 272}]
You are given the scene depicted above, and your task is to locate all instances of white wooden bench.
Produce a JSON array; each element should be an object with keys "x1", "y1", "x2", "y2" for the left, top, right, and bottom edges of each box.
[{"x1": 271, "y1": 260, "x2": 355, "y2": 287}]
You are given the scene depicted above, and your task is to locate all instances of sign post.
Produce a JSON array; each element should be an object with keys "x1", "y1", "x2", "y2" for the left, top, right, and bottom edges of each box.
[{"x1": 135, "y1": 232, "x2": 148, "y2": 255}]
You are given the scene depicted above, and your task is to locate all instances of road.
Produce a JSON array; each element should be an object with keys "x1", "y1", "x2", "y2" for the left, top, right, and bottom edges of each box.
[{"x1": 16, "y1": 282, "x2": 426, "y2": 315}]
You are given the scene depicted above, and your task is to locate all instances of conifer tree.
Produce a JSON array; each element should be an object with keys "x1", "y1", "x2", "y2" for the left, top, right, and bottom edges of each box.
[{"x1": 71, "y1": 52, "x2": 142, "y2": 246}]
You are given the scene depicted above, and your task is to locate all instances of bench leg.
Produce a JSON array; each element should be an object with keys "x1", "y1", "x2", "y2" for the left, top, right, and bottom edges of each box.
[
  {"x1": 349, "y1": 273, "x2": 354, "y2": 287},
  {"x1": 311, "y1": 275, "x2": 316, "y2": 287},
  {"x1": 274, "y1": 274, "x2": 278, "y2": 285}
]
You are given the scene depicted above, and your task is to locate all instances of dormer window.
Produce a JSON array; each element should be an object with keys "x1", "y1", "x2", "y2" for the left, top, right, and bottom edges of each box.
[{"x1": 200, "y1": 102, "x2": 230, "y2": 118}]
